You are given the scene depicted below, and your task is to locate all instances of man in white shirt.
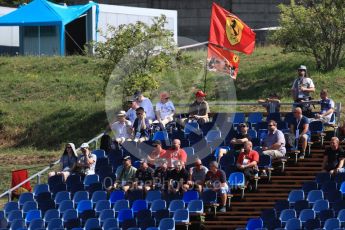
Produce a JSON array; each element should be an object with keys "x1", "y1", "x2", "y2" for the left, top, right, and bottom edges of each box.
[
  {"x1": 110, "y1": 111, "x2": 132, "y2": 144},
  {"x1": 155, "y1": 92, "x2": 175, "y2": 128},
  {"x1": 134, "y1": 91, "x2": 155, "y2": 121}
]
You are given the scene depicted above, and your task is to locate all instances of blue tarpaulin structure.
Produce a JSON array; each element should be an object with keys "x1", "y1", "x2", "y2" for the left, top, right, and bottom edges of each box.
[{"x1": 0, "y1": 0, "x2": 98, "y2": 55}]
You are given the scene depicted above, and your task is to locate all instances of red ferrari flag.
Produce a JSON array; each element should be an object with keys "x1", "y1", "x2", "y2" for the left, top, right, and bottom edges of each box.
[
  {"x1": 207, "y1": 43, "x2": 240, "y2": 79},
  {"x1": 209, "y1": 3, "x2": 256, "y2": 55}
]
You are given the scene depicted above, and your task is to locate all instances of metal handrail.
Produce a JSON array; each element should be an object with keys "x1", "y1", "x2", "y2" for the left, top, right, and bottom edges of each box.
[
  {"x1": 0, "y1": 101, "x2": 340, "y2": 202},
  {"x1": 0, "y1": 132, "x2": 104, "y2": 202}
]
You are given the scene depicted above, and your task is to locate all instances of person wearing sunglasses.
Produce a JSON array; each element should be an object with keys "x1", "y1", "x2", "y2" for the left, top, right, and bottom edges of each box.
[
  {"x1": 291, "y1": 65, "x2": 315, "y2": 102},
  {"x1": 134, "y1": 159, "x2": 154, "y2": 191},
  {"x1": 131, "y1": 107, "x2": 151, "y2": 143},
  {"x1": 154, "y1": 91, "x2": 175, "y2": 129},
  {"x1": 48, "y1": 143, "x2": 78, "y2": 181},
  {"x1": 188, "y1": 158, "x2": 208, "y2": 192},
  {"x1": 261, "y1": 120, "x2": 286, "y2": 176},
  {"x1": 218, "y1": 122, "x2": 252, "y2": 160},
  {"x1": 186, "y1": 90, "x2": 210, "y2": 125},
  {"x1": 147, "y1": 140, "x2": 166, "y2": 167}
]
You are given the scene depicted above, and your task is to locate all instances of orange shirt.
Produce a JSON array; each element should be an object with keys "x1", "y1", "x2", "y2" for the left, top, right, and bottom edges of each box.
[
  {"x1": 237, "y1": 150, "x2": 259, "y2": 165},
  {"x1": 160, "y1": 148, "x2": 187, "y2": 167}
]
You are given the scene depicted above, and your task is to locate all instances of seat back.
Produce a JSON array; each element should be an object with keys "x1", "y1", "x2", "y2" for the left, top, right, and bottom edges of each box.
[
  {"x1": 324, "y1": 218, "x2": 340, "y2": 230},
  {"x1": 228, "y1": 172, "x2": 245, "y2": 187},
  {"x1": 299, "y1": 209, "x2": 315, "y2": 223},
  {"x1": 114, "y1": 199, "x2": 130, "y2": 212},
  {"x1": 307, "y1": 190, "x2": 324, "y2": 204},
  {"x1": 173, "y1": 209, "x2": 189, "y2": 223},
  {"x1": 158, "y1": 218, "x2": 175, "y2": 230},
  {"x1": 246, "y1": 218, "x2": 263, "y2": 230},
  {"x1": 77, "y1": 200, "x2": 93, "y2": 214},
  {"x1": 117, "y1": 209, "x2": 133, "y2": 223},
  {"x1": 92, "y1": 149, "x2": 106, "y2": 159},
  {"x1": 285, "y1": 218, "x2": 301, "y2": 230},
  {"x1": 109, "y1": 190, "x2": 125, "y2": 204},
  {"x1": 146, "y1": 190, "x2": 162, "y2": 204},
  {"x1": 279, "y1": 209, "x2": 296, "y2": 222},
  {"x1": 182, "y1": 190, "x2": 199, "y2": 204},
  {"x1": 187, "y1": 200, "x2": 203, "y2": 213},
  {"x1": 150, "y1": 199, "x2": 166, "y2": 212},
  {"x1": 312, "y1": 199, "x2": 329, "y2": 213},
  {"x1": 168, "y1": 200, "x2": 185, "y2": 213},
  {"x1": 288, "y1": 190, "x2": 305, "y2": 204},
  {"x1": 132, "y1": 200, "x2": 148, "y2": 213}
]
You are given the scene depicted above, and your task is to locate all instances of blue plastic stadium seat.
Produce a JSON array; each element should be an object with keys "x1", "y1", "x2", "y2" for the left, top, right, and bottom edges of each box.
[
  {"x1": 47, "y1": 218, "x2": 63, "y2": 230},
  {"x1": 150, "y1": 199, "x2": 167, "y2": 212},
  {"x1": 299, "y1": 209, "x2": 315, "y2": 223},
  {"x1": 312, "y1": 199, "x2": 329, "y2": 213},
  {"x1": 33, "y1": 184, "x2": 49, "y2": 197},
  {"x1": 10, "y1": 219, "x2": 25, "y2": 230},
  {"x1": 91, "y1": 190, "x2": 107, "y2": 204},
  {"x1": 159, "y1": 218, "x2": 175, "y2": 230},
  {"x1": 83, "y1": 174, "x2": 100, "y2": 188},
  {"x1": 95, "y1": 200, "x2": 111, "y2": 215},
  {"x1": 28, "y1": 218, "x2": 44, "y2": 230},
  {"x1": 113, "y1": 199, "x2": 130, "y2": 213},
  {"x1": 19, "y1": 193, "x2": 34, "y2": 208},
  {"x1": 228, "y1": 172, "x2": 245, "y2": 189},
  {"x1": 99, "y1": 209, "x2": 115, "y2": 225},
  {"x1": 7, "y1": 210, "x2": 23, "y2": 224},
  {"x1": 84, "y1": 218, "x2": 100, "y2": 230},
  {"x1": 324, "y1": 218, "x2": 340, "y2": 230},
  {"x1": 117, "y1": 209, "x2": 133, "y2": 223},
  {"x1": 43, "y1": 209, "x2": 59, "y2": 223},
  {"x1": 307, "y1": 190, "x2": 324, "y2": 205},
  {"x1": 4, "y1": 201, "x2": 19, "y2": 217},
  {"x1": 22, "y1": 201, "x2": 38, "y2": 215},
  {"x1": 146, "y1": 190, "x2": 162, "y2": 204},
  {"x1": 92, "y1": 149, "x2": 106, "y2": 159},
  {"x1": 132, "y1": 200, "x2": 148, "y2": 214},
  {"x1": 62, "y1": 209, "x2": 80, "y2": 229},
  {"x1": 285, "y1": 218, "x2": 301, "y2": 230},
  {"x1": 182, "y1": 190, "x2": 199, "y2": 205},
  {"x1": 25, "y1": 210, "x2": 41, "y2": 225},
  {"x1": 279, "y1": 209, "x2": 296, "y2": 226},
  {"x1": 76, "y1": 200, "x2": 93, "y2": 215},
  {"x1": 152, "y1": 131, "x2": 169, "y2": 141},
  {"x1": 109, "y1": 190, "x2": 125, "y2": 205},
  {"x1": 187, "y1": 200, "x2": 204, "y2": 214},
  {"x1": 54, "y1": 191, "x2": 71, "y2": 206},
  {"x1": 58, "y1": 200, "x2": 74, "y2": 215},
  {"x1": 73, "y1": 191, "x2": 89, "y2": 206},
  {"x1": 168, "y1": 200, "x2": 185, "y2": 214},
  {"x1": 102, "y1": 218, "x2": 119, "y2": 229},
  {"x1": 288, "y1": 190, "x2": 305, "y2": 206},
  {"x1": 173, "y1": 209, "x2": 189, "y2": 224},
  {"x1": 248, "y1": 112, "x2": 263, "y2": 127}
]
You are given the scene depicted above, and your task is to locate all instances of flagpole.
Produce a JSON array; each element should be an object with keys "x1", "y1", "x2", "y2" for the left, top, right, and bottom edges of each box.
[{"x1": 203, "y1": 44, "x2": 209, "y2": 93}]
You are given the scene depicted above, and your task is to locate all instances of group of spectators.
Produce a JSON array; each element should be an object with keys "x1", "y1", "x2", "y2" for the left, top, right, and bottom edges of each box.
[{"x1": 48, "y1": 64, "x2": 342, "y2": 213}]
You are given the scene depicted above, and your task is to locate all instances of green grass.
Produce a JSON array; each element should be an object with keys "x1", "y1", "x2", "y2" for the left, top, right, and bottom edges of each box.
[{"x1": 0, "y1": 45, "x2": 344, "y2": 195}]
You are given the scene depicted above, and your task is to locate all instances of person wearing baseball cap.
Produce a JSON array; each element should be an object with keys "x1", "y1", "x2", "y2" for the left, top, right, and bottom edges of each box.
[
  {"x1": 154, "y1": 91, "x2": 175, "y2": 128},
  {"x1": 75, "y1": 142, "x2": 97, "y2": 176},
  {"x1": 126, "y1": 99, "x2": 139, "y2": 124},
  {"x1": 114, "y1": 155, "x2": 137, "y2": 192},
  {"x1": 291, "y1": 64, "x2": 315, "y2": 104},
  {"x1": 186, "y1": 90, "x2": 210, "y2": 125}
]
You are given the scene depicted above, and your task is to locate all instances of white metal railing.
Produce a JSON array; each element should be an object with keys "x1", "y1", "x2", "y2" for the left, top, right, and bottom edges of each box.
[{"x1": 0, "y1": 133, "x2": 104, "y2": 202}]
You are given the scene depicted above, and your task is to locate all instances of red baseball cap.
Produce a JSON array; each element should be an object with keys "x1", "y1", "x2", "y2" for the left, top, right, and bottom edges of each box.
[{"x1": 195, "y1": 90, "x2": 207, "y2": 97}]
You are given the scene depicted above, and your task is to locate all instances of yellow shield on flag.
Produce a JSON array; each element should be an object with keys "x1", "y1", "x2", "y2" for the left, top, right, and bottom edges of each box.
[{"x1": 226, "y1": 16, "x2": 244, "y2": 45}]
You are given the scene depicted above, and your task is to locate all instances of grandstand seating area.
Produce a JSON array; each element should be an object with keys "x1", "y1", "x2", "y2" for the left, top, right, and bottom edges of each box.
[{"x1": 0, "y1": 111, "x2": 339, "y2": 230}]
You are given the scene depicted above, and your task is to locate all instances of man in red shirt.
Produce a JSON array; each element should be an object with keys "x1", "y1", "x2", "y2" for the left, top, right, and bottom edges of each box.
[
  {"x1": 147, "y1": 140, "x2": 166, "y2": 167},
  {"x1": 236, "y1": 141, "x2": 259, "y2": 189},
  {"x1": 160, "y1": 139, "x2": 187, "y2": 168}
]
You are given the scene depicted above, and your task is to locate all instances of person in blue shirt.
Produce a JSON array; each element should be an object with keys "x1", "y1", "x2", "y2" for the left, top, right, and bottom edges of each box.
[{"x1": 311, "y1": 89, "x2": 335, "y2": 124}]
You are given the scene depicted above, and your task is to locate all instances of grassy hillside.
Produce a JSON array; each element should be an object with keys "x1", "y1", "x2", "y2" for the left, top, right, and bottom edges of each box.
[{"x1": 0, "y1": 45, "x2": 344, "y2": 196}]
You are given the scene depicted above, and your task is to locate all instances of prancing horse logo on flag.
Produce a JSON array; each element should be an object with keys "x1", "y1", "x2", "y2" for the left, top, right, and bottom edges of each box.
[{"x1": 226, "y1": 15, "x2": 244, "y2": 45}]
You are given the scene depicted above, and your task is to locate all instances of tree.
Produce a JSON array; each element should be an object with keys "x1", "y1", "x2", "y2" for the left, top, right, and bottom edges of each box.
[
  {"x1": 271, "y1": 0, "x2": 345, "y2": 71},
  {"x1": 94, "y1": 15, "x2": 177, "y2": 104}
]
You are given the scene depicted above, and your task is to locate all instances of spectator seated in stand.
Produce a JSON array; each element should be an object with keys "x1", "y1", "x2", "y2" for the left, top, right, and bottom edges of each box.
[
  {"x1": 322, "y1": 137, "x2": 345, "y2": 175},
  {"x1": 261, "y1": 120, "x2": 286, "y2": 176},
  {"x1": 131, "y1": 107, "x2": 151, "y2": 143},
  {"x1": 107, "y1": 110, "x2": 132, "y2": 146},
  {"x1": 258, "y1": 93, "x2": 281, "y2": 114},
  {"x1": 160, "y1": 139, "x2": 187, "y2": 168},
  {"x1": 204, "y1": 161, "x2": 229, "y2": 213},
  {"x1": 147, "y1": 140, "x2": 166, "y2": 168},
  {"x1": 310, "y1": 89, "x2": 335, "y2": 124},
  {"x1": 289, "y1": 107, "x2": 310, "y2": 159},
  {"x1": 113, "y1": 156, "x2": 137, "y2": 192},
  {"x1": 185, "y1": 90, "x2": 210, "y2": 125},
  {"x1": 167, "y1": 160, "x2": 190, "y2": 194},
  {"x1": 48, "y1": 143, "x2": 78, "y2": 181},
  {"x1": 74, "y1": 143, "x2": 97, "y2": 176},
  {"x1": 153, "y1": 159, "x2": 170, "y2": 191},
  {"x1": 133, "y1": 91, "x2": 155, "y2": 121},
  {"x1": 134, "y1": 159, "x2": 154, "y2": 191},
  {"x1": 188, "y1": 158, "x2": 208, "y2": 193},
  {"x1": 154, "y1": 91, "x2": 175, "y2": 129},
  {"x1": 218, "y1": 122, "x2": 252, "y2": 160},
  {"x1": 236, "y1": 141, "x2": 259, "y2": 190}
]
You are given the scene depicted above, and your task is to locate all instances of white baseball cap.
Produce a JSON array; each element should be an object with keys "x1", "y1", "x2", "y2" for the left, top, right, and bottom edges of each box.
[{"x1": 80, "y1": 143, "x2": 89, "y2": 149}]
